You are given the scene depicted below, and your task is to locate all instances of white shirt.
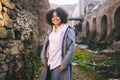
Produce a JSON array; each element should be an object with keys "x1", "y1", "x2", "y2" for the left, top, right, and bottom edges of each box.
[{"x1": 48, "y1": 24, "x2": 68, "y2": 69}]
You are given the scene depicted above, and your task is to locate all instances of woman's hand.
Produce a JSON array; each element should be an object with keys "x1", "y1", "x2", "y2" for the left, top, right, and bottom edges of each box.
[
  {"x1": 60, "y1": 65, "x2": 65, "y2": 72},
  {"x1": 42, "y1": 62, "x2": 47, "y2": 67}
]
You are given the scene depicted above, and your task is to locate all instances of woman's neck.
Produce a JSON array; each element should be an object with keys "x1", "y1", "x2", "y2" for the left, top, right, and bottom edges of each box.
[{"x1": 54, "y1": 24, "x2": 61, "y2": 30}]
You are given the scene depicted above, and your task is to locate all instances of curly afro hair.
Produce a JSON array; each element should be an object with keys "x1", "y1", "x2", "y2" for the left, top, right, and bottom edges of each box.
[{"x1": 46, "y1": 7, "x2": 68, "y2": 25}]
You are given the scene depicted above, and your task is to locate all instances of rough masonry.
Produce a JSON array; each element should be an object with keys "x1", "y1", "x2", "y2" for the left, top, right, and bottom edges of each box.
[{"x1": 0, "y1": 0, "x2": 49, "y2": 79}]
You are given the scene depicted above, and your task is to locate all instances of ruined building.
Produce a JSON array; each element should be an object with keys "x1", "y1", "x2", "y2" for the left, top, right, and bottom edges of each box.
[
  {"x1": 75, "y1": 0, "x2": 120, "y2": 52},
  {"x1": 0, "y1": 0, "x2": 49, "y2": 79}
]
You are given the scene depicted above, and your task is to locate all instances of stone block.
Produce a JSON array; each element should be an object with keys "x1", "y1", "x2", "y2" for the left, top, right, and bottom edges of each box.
[
  {"x1": 7, "y1": 30, "x2": 15, "y2": 39},
  {"x1": 3, "y1": 7, "x2": 8, "y2": 13},
  {"x1": 2, "y1": 12, "x2": 10, "y2": 26},
  {"x1": 0, "y1": 54, "x2": 6, "y2": 61},
  {"x1": 0, "y1": 27, "x2": 7, "y2": 38},
  {"x1": 0, "y1": 61, "x2": 8, "y2": 72},
  {"x1": 0, "y1": 47, "x2": 2, "y2": 52},
  {"x1": 0, "y1": 73, "x2": 6, "y2": 80},
  {"x1": 1, "y1": 0, "x2": 15, "y2": 9},
  {"x1": 0, "y1": 2, "x2": 2, "y2": 12},
  {"x1": 111, "y1": 41, "x2": 120, "y2": 52}
]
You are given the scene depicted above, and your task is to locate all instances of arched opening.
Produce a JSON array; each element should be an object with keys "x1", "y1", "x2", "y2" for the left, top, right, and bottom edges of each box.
[
  {"x1": 91, "y1": 18, "x2": 97, "y2": 41},
  {"x1": 74, "y1": 23, "x2": 82, "y2": 43},
  {"x1": 114, "y1": 7, "x2": 120, "y2": 41},
  {"x1": 86, "y1": 22, "x2": 90, "y2": 43},
  {"x1": 100, "y1": 15, "x2": 107, "y2": 41}
]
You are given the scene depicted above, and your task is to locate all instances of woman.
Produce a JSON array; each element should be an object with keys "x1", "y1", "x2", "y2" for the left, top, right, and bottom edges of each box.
[{"x1": 40, "y1": 7, "x2": 75, "y2": 80}]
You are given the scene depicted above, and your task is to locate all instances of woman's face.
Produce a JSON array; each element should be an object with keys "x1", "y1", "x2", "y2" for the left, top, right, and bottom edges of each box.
[{"x1": 51, "y1": 11, "x2": 61, "y2": 26}]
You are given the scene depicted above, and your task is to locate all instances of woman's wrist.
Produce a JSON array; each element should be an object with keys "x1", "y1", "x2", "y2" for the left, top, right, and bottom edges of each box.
[
  {"x1": 42, "y1": 62, "x2": 47, "y2": 67},
  {"x1": 60, "y1": 65, "x2": 65, "y2": 72}
]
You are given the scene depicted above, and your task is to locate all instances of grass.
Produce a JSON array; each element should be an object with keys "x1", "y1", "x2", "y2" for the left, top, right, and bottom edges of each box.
[{"x1": 73, "y1": 47, "x2": 120, "y2": 80}]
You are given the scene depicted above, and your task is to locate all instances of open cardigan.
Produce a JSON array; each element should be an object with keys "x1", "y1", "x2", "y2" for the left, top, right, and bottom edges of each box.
[{"x1": 40, "y1": 26, "x2": 75, "y2": 80}]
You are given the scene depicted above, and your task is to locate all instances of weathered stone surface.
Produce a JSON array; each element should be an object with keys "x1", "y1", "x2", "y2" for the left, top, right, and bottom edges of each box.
[
  {"x1": 5, "y1": 55, "x2": 13, "y2": 63},
  {"x1": 3, "y1": 12, "x2": 10, "y2": 26},
  {"x1": 111, "y1": 41, "x2": 120, "y2": 52},
  {"x1": 10, "y1": 46, "x2": 19, "y2": 55},
  {"x1": 0, "y1": 13, "x2": 3, "y2": 20},
  {"x1": 7, "y1": 30, "x2": 15, "y2": 39},
  {"x1": 29, "y1": 33, "x2": 38, "y2": 52},
  {"x1": 0, "y1": 12, "x2": 10, "y2": 27},
  {"x1": 2, "y1": 7, "x2": 8, "y2": 13},
  {"x1": 18, "y1": 0, "x2": 50, "y2": 44},
  {"x1": 0, "y1": 27, "x2": 7, "y2": 38},
  {"x1": 15, "y1": 61, "x2": 22, "y2": 72},
  {"x1": 5, "y1": 20, "x2": 14, "y2": 29},
  {"x1": 1, "y1": 0, "x2": 15, "y2": 9},
  {"x1": 0, "y1": 54, "x2": 6, "y2": 61},
  {"x1": 8, "y1": 41, "x2": 20, "y2": 55},
  {"x1": 0, "y1": 40, "x2": 8, "y2": 47},
  {"x1": 0, "y1": 47, "x2": 2, "y2": 52},
  {"x1": 0, "y1": 61, "x2": 8, "y2": 72},
  {"x1": 3, "y1": 48, "x2": 10, "y2": 54},
  {"x1": 0, "y1": 0, "x2": 49, "y2": 79},
  {"x1": 0, "y1": 2, "x2": 2, "y2": 12},
  {"x1": 8, "y1": 9, "x2": 17, "y2": 20},
  {"x1": 16, "y1": 17, "x2": 24, "y2": 26},
  {"x1": 0, "y1": 73, "x2": 6, "y2": 80},
  {"x1": 17, "y1": 41, "x2": 24, "y2": 51}
]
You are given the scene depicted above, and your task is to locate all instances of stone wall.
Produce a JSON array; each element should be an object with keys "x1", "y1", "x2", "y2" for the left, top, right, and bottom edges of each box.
[
  {"x1": 17, "y1": 0, "x2": 50, "y2": 44},
  {"x1": 0, "y1": 0, "x2": 49, "y2": 79}
]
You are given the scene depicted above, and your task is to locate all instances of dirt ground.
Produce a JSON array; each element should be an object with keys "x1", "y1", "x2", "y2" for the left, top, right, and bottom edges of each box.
[{"x1": 72, "y1": 66, "x2": 94, "y2": 80}]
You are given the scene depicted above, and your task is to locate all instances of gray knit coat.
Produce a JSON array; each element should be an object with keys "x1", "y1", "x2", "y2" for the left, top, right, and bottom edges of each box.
[{"x1": 40, "y1": 26, "x2": 75, "y2": 80}]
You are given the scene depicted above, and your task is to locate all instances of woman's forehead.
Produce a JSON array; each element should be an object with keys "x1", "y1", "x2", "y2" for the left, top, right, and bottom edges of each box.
[{"x1": 53, "y1": 11, "x2": 58, "y2": 16}]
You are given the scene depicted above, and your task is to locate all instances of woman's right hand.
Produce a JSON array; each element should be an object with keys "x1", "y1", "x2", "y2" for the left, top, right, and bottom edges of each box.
[{"x1": 42, "y1": 62, "x2": 47, "y2": 67}]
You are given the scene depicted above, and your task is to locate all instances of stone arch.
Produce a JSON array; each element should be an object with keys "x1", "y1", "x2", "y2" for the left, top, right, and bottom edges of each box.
[
  {"x1": 86, "y1": 22, "x2": 90, "y2": 43},
  {"x1": 114, "y1": 6, "x2": 120, "y2": 41},
  {"x1": 91, "y1": 18, "x2": 97, "y2": 41},
  {"x1": 100, "y1": 15, "x2": 107, "y2": 41}
]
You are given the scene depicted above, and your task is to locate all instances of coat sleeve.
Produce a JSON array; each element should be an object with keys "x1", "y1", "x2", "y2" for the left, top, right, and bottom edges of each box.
[
  {"x1": 61, "y1": 28, "x2": 75, "y2": 69},
  {"x1": 41, "y1": 35, "x2": 49, "y2": 62},
  {"x1": 41, "y1": 28, "x2": 52, "y2": 62}
]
